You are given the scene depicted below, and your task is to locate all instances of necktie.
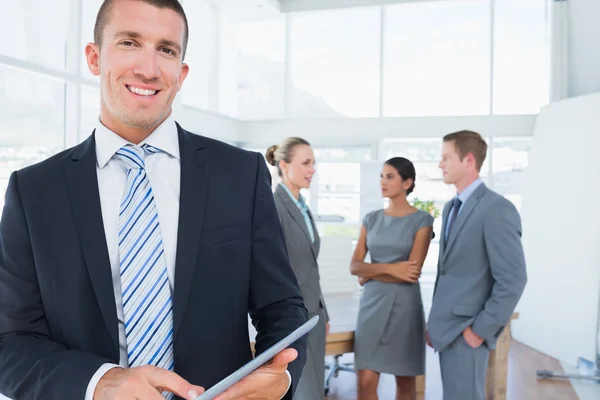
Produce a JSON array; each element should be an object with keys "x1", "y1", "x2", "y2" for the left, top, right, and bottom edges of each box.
[
  {"x1": 115, "y1": 144, "x2": 174, "y2": 378},
  {"x1": 445, "y1": 197, "x2": 462, "y2": 242}
]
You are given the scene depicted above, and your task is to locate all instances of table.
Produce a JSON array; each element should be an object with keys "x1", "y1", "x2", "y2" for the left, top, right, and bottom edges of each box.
[
  {"x1": 250, "y1": 313, "x2": 519, "y2": 399},
  {"x1": 323, "y1": 312, "x2": 520, "y2": 398}
]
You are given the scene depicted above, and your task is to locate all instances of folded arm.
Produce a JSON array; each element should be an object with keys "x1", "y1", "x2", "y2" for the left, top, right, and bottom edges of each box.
[{"x1": 350, "y1": 225, "x2": 432, "y2": 284}]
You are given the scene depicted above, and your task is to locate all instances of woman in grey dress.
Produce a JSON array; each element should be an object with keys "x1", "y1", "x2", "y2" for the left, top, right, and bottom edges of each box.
[
  {"x1": 266, "y1": 137, "x2": 330, "y2": 400},
  {"x1": 350, "y1": 157, "x2": 434, "y2": 400}
]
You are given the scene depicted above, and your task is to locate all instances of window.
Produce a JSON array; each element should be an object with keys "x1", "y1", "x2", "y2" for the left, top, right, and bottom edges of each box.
[
  {"x1": 289, "y1": 7, "x2": 381, "y2": 118},
  {"x1": 0, "y1": 0, "x2": 70, "y2": 70},
  {"x1": 493, "y1": 0, "x2": 548, "y2": 114},
  {"x1": 312, "y1": 147, "x2": 371, "y2": 236},
  {"x1": 316, "y1": 163, "x2": 361, "y2": 223},
  {"x1": 491, "y1": 137, "x2": 532, "y2": 210},
  {"x1": 181, "y1": 0, "x2": 219, "y2": 112},
  {"x1": 81, "y1": 85, "x2": 101, "y2": 139},
  {"x1": 80, "y1": 0, "x2": 103, "y2": 81},
  {"x1": 0, "y1": 65, "x2": 66, "y2": 210},
  {"x1": 235, "y1": 17, "x2": 286, "y2": 120},
  {"x1": 383, "y1": 1, "x2": 491, "y2": 117}
]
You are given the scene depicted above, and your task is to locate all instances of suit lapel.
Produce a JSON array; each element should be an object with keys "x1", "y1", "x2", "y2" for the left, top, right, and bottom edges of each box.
[
  {"x1": 442, "y1": 183, "x2": 488, "y2": 262},
  {"x1": 275, "y1": 185, "x2": 317, "y2": 260},
  {"x1": 439, "y1": 201, "x2": 451, "y2": 255},
  {"x1": 307, "y1": 208, "x2": 320, "y2": 257},
  {"x1": 173, "y1": 125, "x2": 209, "y2": 334},
  {"x1": 66, "y1": 134, "x2": 119, "y2": 351}
]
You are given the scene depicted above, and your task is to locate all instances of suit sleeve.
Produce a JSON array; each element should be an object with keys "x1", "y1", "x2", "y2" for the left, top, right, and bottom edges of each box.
[
  {"x1": 248, "y1": 154, "x2": 308, "y2": 399},
  {"x1": 471, "y1": 199, "x2": 528, "y2": 342},
  {"x1": 0, "y1": 171, "x2": 112, "y2": 400}
]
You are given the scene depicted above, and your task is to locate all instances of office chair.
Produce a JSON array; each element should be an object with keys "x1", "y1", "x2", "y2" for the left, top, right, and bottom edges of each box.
[{"x1": 324, "y1": 355, "x2": 355, "y2": 395}]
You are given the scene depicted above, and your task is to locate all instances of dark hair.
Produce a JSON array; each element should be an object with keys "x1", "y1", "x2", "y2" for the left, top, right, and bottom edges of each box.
[
  {"x1": 94, "y1": 0, "x2": 189, "y2": 60},
  {"x1": 265, "y1": 137, "x2": 311, "y2": 177},
  {"x1": 443, "y1": 130, "x2": 487, "y2": 171},
  {"x1": 385, "y1": 157, "x2": 416, "y2": 195}
]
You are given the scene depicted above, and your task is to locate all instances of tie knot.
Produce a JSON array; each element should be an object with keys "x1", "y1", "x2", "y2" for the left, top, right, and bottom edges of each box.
[
  {"x1": 453, "y1": 197, "x2": 462, "y2": 211},
  {"x1": 115, "y1": 144, "x2": 161, "y2": 170}
]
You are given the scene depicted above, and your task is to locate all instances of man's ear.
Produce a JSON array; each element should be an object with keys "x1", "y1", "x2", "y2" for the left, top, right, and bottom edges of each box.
[
  {"x1": 85, "y1": 42, "x2": 101, "y2": 76},
  {"x1": 176, "y1": 63, "x2": 189, "y2": 92}
]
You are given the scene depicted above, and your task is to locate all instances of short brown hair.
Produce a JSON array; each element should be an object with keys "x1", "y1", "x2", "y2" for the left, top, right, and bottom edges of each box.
[
  {"x1": 94, "y1": 0, "x2": 189, "y2": 59},
  {"x1": 443, "y1": 130, "x2": 487, "y2": 171}
]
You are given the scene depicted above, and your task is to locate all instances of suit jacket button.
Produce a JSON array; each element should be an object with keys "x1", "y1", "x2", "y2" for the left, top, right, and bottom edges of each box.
[{"x1": 440, "y1": 271, "x2": 446, "y2": 276}]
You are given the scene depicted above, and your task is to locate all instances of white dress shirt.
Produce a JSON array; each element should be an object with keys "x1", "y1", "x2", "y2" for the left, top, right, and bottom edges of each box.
[
  {"x1": 84, "y1": 117, "x2": 290, "y2": 399},
  {"x1": 85, "y1": 116, "x2": 181, "y2": 399}
]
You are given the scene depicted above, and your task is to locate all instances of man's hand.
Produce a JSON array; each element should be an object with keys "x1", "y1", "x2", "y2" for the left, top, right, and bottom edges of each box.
[
  {"x1": 463, "y1": 326, "x2": 484, "y2": 349},
  {"x1": 214, "y1": 348, "x2": 297, "y2": 400},
  {"x1": 357, "y1": 276, "x2": 370, "y2": 286},
  {"x1": 94, "y1": 365, "x2": 204, "y2": 400},
  {"x1": 425, "y1": 331, "x2": 433, "y2": 348},
  {"x1": 326, "y1": 322, "x2": 330, "y2": 336}
]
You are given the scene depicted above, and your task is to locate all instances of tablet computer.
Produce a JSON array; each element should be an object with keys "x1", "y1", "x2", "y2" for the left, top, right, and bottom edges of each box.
[{"x1": 194, "y1": 315, "x2": 319, "y2": 400}]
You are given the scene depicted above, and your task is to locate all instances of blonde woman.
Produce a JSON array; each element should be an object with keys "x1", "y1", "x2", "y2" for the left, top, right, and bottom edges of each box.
[{"x1": 266, "y1": 137, "x2": 329, "y2": 400}]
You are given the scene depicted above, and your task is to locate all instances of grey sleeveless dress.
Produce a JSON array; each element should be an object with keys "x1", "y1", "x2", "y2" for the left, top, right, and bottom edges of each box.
[{"x1": 354, "y1": 209, "x2": 434, "y2": 376}]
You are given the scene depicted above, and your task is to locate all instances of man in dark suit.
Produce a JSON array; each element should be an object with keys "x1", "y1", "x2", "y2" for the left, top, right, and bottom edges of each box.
[{"x1": 0, "y1": 1, "x2": 308, "y2": 399}]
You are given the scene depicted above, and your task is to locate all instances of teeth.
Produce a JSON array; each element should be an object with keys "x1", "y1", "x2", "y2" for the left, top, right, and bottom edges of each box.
[{"x1": 127, "y1": 86, "x2": 157, "y2": 96}]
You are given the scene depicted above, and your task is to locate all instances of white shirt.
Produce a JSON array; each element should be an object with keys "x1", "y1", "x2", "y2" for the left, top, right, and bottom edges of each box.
[
  {"x1": 84, "y1": 117, "x2": 290, "y2": 399},
  {"x1": 85, "y1": 116, "x2": 181, "y2": 399}
]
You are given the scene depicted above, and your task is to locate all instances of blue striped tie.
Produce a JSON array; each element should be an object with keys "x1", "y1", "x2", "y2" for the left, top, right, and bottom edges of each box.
[{"x1": 115, "y1": 144, "x2": 174, "y2": 387}]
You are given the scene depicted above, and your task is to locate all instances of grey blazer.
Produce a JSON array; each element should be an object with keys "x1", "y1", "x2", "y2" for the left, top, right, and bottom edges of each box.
[
  {"x1": 427, "y1": 183, "x2": 527, "y2": 351},
  {"x1": 273, "y1": 184, "x2": 329, "y2": 321}
]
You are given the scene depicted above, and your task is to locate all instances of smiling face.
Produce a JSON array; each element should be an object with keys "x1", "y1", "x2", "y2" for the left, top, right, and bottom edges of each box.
[
  {"x1": 280, "y1": 144, "x2": 316, "y2": 190},
  {"x1": 85, "y1": 0, "x2": 189, "y2": 139}
]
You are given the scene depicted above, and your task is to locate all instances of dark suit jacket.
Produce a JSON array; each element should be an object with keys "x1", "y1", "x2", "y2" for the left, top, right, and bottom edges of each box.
[{"x1": 0, "y1": 123, "x2": 308, "y2": 399}]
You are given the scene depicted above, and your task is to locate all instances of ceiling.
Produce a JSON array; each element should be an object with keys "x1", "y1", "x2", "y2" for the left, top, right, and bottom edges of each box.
[
  {"x1": 204, "y1": 0, "x2": 282, "y2": 20},
  {"x1": 204, "y1": 0, "x2": 433, "y2": 20}
]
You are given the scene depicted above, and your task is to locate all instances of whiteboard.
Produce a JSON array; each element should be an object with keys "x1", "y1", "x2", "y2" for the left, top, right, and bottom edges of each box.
[{"x1": 512, "y1": 92, "x2": 600, "y2": 366}]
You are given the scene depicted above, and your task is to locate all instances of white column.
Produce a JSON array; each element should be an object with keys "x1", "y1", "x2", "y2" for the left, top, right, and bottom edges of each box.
[
  {"x1": 568, "y1": 0, "x2": 600, "y2": 97},
  {"x1": 549, "y1": 0, "x2": 569, "y2": 101}
]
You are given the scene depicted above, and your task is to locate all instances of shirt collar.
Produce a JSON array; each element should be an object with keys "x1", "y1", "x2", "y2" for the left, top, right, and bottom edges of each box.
[
  {"x1": 95, "y1": 115, "x2": 180, "y2": 169},
  {"x1": 457, "y1": 177, "x2": 483, "y2": 204},
  {"x1": 281, "y1": 183, "x2": 307, "y2": 209}
]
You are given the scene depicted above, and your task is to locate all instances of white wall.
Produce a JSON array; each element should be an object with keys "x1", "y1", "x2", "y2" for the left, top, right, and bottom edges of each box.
[
  {"x1": 174, "y1": 105, "x2": 240, "y2": 143},
  {"x1": 238, "y1": 114, "x2": 536, "y2": 146},
  {"x1": 281, "y1": 0, "x2": 445, "y2": 12},
  {"x1": 568, "y1": 0, "x2": 600, "y2": 97},
  {"x1": 513, "y1": 92, "x2": 600, "y2": 365}
]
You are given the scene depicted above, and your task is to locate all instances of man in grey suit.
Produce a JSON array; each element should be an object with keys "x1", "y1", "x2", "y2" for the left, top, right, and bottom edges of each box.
[{"x1": 426, "y1": 130, "x2": 527, "y2": 400}]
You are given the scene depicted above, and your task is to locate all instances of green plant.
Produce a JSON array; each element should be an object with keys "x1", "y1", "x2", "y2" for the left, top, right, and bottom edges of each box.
[{"x1": 411, "y1": 198, "x2": 441, "y2": 218}]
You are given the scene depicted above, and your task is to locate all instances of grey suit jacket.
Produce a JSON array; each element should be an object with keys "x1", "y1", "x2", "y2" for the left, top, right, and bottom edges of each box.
[
  {"x1": 273, "y1": 184, "x2": 329, "y2": 321},
  {"x1": 427, "y1": 183, "x2": 527, "y2": 351}
]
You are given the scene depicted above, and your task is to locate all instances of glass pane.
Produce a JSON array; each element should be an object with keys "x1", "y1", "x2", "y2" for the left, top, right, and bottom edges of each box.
[
  {"x1": 318, "y1": 163, "x2": 360, "y2": 192},
  {"x1": 0, "y1": 0, "x2": 70, "y2": 69},
  {"x1": 493, "y1": 0, "x2": 548, "y2": 114},
  {"x1": 314, "y1": 147, "x2": 372, "y2": 162},
  {"x1": 491, "y1": 137, "x2": 532, "y2": 210},
  {"x1": 383, "y1": 1, "x2": 491, "y2": 117},
  {"x1": 80, "y1": 0, "x2": 103, "y2": 81},
  {"x1": 181, "y1": 0, "x2": 219, "y2": 112},
  {"x1": 289, "y1": 7, "x2": 380, "y2": 118},
  {"x1": 317, "y1": 193, "x2": 360, "y2": 223},
  {"x1": 81, "y1": 85, "x2": 101, "y2": 139},
  {"x1": 235, "y1": 17, "x2": 286, "y2": 120},
  {"x1": 0, "y1": 65, "x2": 65, "y2": 210}
]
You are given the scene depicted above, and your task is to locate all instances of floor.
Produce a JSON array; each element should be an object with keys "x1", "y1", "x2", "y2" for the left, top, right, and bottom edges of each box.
[{"x1": 318, "y1": 291, "x2": 596, "y2": 400}]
